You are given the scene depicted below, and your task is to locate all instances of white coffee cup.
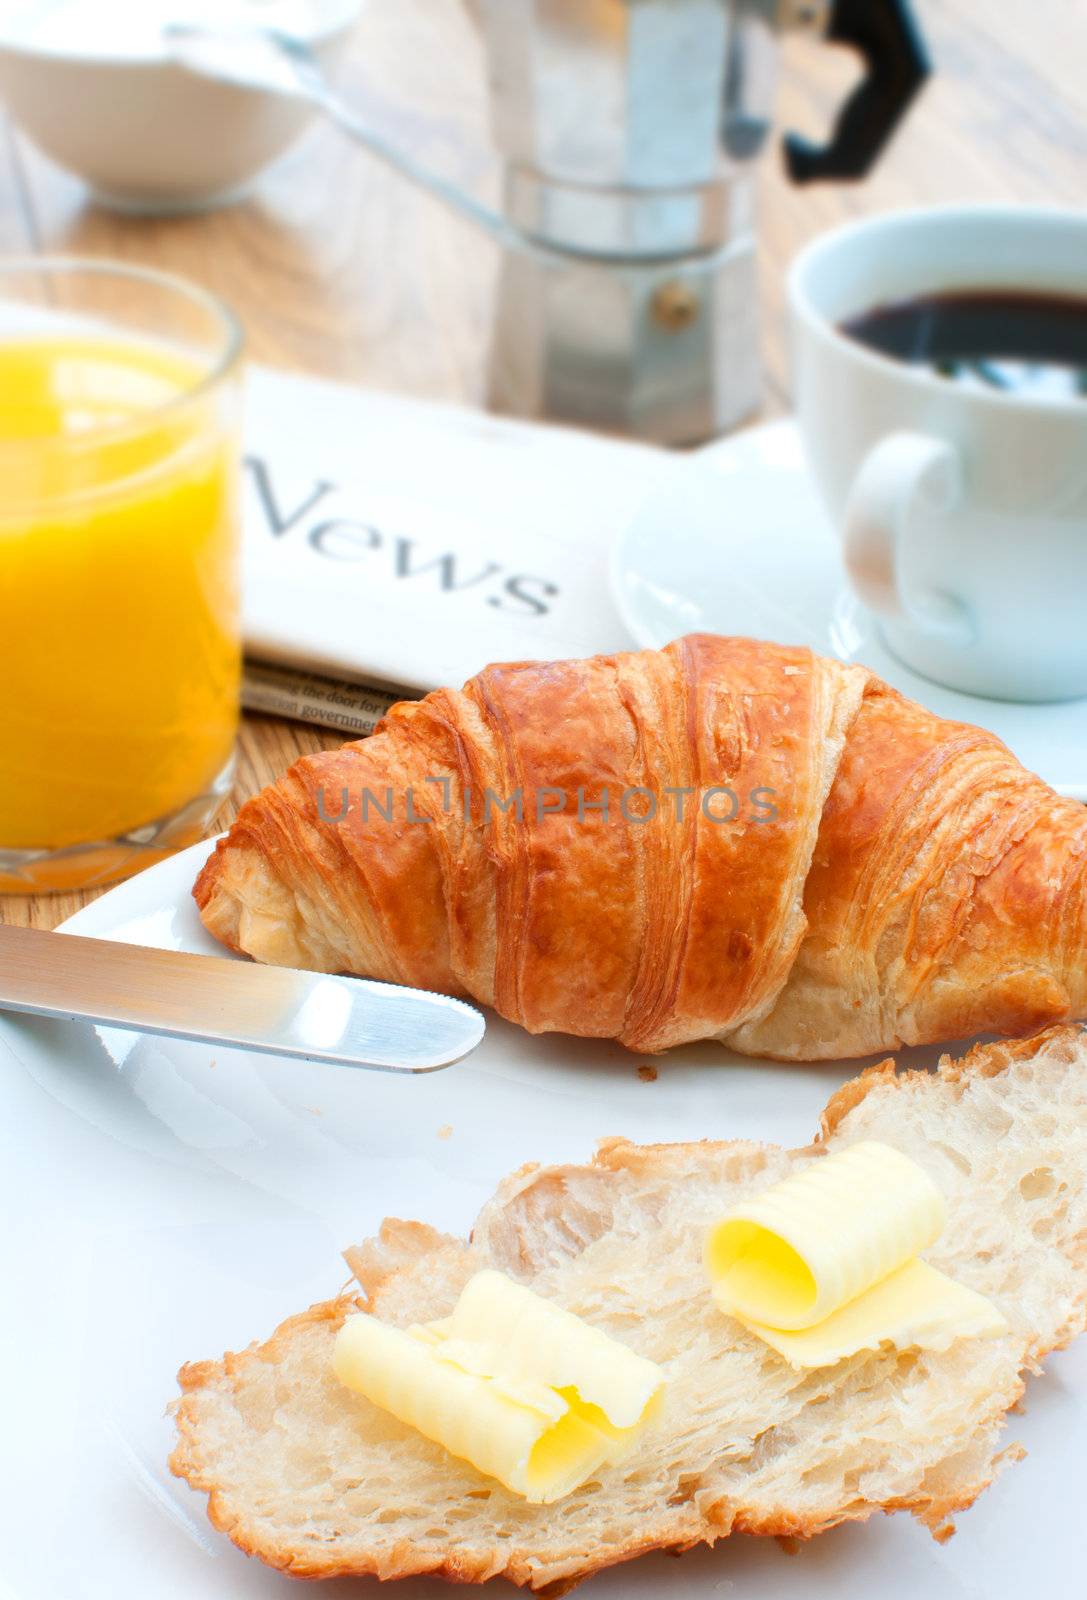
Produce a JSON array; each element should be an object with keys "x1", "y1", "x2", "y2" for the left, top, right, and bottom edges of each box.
[{"x1": 788, "y1": 204, "x2": 1087, "y2": 703}]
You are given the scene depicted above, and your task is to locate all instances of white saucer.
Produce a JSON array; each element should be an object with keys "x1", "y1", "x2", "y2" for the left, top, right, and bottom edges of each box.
[{"x1": 611, "y1": 419, "x2": 1087, "y2": 800}]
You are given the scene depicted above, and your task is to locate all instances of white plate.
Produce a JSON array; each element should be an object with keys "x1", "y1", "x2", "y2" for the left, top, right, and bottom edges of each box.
[
  {"x1": 612, "y1": 419, "x2": 1087, "y2": 800},
  {"x1": 1, "y1": 838, "x2": 1084, "y2": 1599}
]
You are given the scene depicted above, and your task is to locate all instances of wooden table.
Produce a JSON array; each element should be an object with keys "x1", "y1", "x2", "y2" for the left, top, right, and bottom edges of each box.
[{"x1": 3, "y1": 0, "x2": 1084, "y2": 930}]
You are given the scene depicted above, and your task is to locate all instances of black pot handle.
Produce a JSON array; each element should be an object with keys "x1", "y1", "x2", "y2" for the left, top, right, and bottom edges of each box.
[{"x1": 783, "y1": 0, "x2": 930, "y2": 183}]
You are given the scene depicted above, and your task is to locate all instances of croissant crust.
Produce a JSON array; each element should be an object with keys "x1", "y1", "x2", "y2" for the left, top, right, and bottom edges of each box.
[{"x1": 194, "y1": 636, "x2": 1087, "y2": 1059}]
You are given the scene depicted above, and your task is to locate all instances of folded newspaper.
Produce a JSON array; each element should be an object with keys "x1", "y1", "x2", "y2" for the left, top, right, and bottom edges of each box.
[{"x1": 241, "y1": 366, "x2": 669, "y2": 732}]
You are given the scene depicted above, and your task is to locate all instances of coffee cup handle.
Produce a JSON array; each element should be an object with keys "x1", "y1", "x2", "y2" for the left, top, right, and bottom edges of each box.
[{"x1": 843, "y1": 431, "x2": 974, "y2": 645}]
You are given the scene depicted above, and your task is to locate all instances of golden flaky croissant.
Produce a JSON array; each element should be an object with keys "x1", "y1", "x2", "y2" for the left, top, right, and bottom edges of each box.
[{"x1": 195, "y1": 636, "x2": 1087, "y2": 1060}]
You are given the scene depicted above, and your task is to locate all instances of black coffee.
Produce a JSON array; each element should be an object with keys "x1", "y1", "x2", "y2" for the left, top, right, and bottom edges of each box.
[{"x1": 840, "y1": 289, "x2": 1087, "y2": 401}]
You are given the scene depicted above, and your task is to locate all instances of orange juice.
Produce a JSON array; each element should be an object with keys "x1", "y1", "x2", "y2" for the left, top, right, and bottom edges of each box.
[{"x1": 0, "y1": 333, "x2": 240, "y2": 867}]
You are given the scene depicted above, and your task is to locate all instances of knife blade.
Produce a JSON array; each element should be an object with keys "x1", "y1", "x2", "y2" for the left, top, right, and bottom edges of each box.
[{"x1": 0, "y1": 924, "x2": 484, "y2": 1073}]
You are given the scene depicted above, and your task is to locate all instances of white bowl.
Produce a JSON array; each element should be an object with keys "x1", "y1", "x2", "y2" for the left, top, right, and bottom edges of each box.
[{"x1": 0, "y1": 0, "x2": 363, "y2": 213}]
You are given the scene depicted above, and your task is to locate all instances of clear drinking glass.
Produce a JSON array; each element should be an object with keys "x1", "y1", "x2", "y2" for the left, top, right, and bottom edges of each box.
[{"x1": 0, "y1": 258, "x2": 243, "y2": 892}]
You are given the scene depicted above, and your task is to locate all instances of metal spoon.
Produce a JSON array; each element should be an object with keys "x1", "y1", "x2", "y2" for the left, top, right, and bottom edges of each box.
[{"x1": 164, "y1": 20, "x2": 542, "y2": 258}]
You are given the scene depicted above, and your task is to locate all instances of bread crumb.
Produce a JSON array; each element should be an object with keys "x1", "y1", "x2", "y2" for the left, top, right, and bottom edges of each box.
[
  {"x1": 304, "y1": 1106, "x2": 323, "y2": 1117},
  {"x1": 775, "y1": 1535, "x2": 801, "y2": 1556},
  {"x1": 208, "y1": 1059, "x2": 216, "y2": 1070},
  {"x1": 437, "y1": 1124, "x2": 453, "y2": 1140},
  {"x1": 637, "y1": 1065, "x2": 658, "y2": 1083}
]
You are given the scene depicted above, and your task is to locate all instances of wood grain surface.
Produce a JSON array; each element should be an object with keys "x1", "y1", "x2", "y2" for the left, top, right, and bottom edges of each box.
[{"x1": 2, "y1": 0, "x2": 1084, "y2": 928}]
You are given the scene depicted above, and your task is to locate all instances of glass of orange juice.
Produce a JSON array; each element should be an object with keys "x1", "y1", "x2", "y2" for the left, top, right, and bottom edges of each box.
[{"x1": 0, "y1": 258, "x2": 243, "y2": 893}]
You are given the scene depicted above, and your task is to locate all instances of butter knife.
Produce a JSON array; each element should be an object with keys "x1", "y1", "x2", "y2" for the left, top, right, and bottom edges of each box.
[{"x1": 0, "y1": 925, "x2": 484, "y2": 1073}]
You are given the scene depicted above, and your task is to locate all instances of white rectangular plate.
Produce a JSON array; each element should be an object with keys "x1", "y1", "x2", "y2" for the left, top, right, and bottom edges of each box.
[{"x1": 1, "y1": 838, "x2": 1083, "y2": 1599}]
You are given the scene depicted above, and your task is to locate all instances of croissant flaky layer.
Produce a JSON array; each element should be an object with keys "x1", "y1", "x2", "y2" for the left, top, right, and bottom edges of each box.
[{"x1": 194, "y1": 636, "x2": 1087, "y2": 1059}]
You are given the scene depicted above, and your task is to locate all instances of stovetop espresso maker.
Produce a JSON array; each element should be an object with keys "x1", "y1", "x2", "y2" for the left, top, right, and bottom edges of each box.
[
  {"x1": 469, "y1": 0, "x2": 929, "y2": 443},
  {"x1": 179, "y1": 0, "x2": 929, "y2": 444}
]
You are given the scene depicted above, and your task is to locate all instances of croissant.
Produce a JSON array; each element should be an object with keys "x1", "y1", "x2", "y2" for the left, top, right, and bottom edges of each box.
[{"x1": 194, "y1": 635, "x2": 1087, "y2": 1059}]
